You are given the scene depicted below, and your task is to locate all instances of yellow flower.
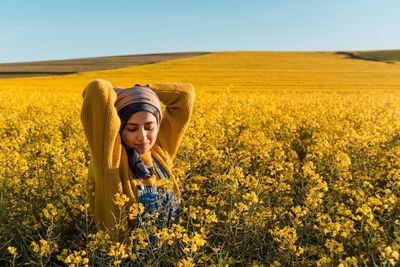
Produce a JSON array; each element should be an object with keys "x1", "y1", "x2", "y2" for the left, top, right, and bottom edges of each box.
[
  {"x1": 243, "y1": 191, "x2": 259, "y2": 204},
  {"x1": 129, "y1": 203, "x2": 144, "y2": 219},
  {"x1": 178, "y1": 257, "x2": 195, "y2": 267},
  {"x1": 7, "y1": 246, "x2": 17, "y2": 256},
  {"x1": 325, "y1": 239, "x2": 344, "y2": 254},
  {"x1": 73, "y1": 255, "x2": 82, "y2": 264},
  {"x1": 270, "y1": 261, "x2": 282, "y2": 267},
  {"x1": 192, "y1": 233, "x2": 206, "y2": 247},
  {"x1": 205, "y1": 212, "x2": 218, "y2": 223},
  {"x1": 64, "y1": 256, "x2": 72, "y2": 264},
  {"x1": 108, "y1": 242, "x2": 128, "y2": 261},
  {"x1": 113, "y1": 193, "x2": 130, "y2": 207},
  {"x1": 191, "y1": 243, "x2": 198, "y2": 253},
  {"x1": 182, "y1": 234, "x2": 191, "y2": 244},
  {"x1": 31, "y1": 241, "x2": 39, "y2": 253}
]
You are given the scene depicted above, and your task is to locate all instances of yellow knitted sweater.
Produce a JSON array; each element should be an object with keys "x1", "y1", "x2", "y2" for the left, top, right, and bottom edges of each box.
[{"x1": 80, "y1": 79, "x2": 195, "y2": 241}]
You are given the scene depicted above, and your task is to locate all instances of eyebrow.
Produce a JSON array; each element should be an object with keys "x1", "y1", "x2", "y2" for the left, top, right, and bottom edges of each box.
[{"x1": 126, "y1": 121, "x2": 156, "y2": 126}]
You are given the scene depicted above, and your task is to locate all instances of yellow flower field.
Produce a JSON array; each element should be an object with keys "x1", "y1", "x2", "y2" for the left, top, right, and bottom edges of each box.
[{"x1": 0, "y1": 52, "x2": 399, "y2": 266}]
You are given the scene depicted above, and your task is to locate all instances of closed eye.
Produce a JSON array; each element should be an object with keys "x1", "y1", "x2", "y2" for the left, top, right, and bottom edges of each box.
[{"x1": 127, "y1": 127, "x2": 155, "y2": 132}]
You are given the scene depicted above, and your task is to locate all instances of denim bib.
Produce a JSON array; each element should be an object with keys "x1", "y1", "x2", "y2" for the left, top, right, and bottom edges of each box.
[{"x1": 133, "y1": 157, "x2": 180, "y2": 229}]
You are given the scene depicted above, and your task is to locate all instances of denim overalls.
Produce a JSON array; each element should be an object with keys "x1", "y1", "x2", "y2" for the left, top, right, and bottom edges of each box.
[{"x1": 133, "y1": 156, "x2": 180, "y2": 229}]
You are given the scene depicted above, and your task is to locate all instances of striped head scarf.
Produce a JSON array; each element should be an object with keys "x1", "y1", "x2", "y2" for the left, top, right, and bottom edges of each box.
[{"x1": 114, "y1": 84, "x2": 162, "y2": 129}]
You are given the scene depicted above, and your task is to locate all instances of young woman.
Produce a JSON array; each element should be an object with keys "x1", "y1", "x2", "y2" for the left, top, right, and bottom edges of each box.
[{"x1": 80, "y1": 79, "x2": 195, "y2": 241}]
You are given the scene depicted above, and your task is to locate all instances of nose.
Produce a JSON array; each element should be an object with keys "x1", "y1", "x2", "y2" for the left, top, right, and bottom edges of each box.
[{"x1": 137, "y1": 127, "x2": 147, "y2": 142}]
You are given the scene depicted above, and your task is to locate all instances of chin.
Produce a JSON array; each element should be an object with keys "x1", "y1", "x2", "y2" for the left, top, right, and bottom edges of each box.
[{"x1": 135, "y1": 146, "x2": 150, "y2": 154}]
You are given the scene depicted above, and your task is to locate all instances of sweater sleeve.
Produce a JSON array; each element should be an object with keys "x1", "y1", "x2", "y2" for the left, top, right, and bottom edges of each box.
[
  {"x1": 149, "y1": 83, "x2": 196, "y2": 163},
  {"x1": 80, "y1": 79, "x2": 123, "y2": 235}
]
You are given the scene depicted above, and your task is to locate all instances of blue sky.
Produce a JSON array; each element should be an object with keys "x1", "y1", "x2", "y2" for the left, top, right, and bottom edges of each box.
[{"x1": 1, "y1": 0, "x2": 399, "y2": 63}]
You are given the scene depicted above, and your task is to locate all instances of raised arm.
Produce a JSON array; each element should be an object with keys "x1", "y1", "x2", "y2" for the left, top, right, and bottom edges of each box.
[
  {"x1": 149, "y1": 83, "x2": 196, "y2": 163},
  {"x1": 80, "y1": 79, "x2": 123, "y2": 234}
]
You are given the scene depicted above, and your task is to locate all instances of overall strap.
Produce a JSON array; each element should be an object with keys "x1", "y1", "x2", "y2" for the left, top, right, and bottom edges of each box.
[{"x1": 152, "y1": 156, "x2": 169, "y2": 179}]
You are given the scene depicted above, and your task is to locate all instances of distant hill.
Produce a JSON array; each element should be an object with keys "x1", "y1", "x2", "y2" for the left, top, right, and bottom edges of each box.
[
  {"x1": 337, "y1": 50, "x2": 400, "y2": 63},
  {"x1": 2, "y1": 50, "x2": 399, "y2": 79},
  {"x1": 0, "y1": 52, "x2": 208, "y2": 78}
]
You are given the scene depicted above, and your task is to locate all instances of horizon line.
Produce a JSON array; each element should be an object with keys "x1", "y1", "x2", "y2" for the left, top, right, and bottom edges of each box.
[{"x1": 1, "y1": 48, "x2": 400, "y2": 64}]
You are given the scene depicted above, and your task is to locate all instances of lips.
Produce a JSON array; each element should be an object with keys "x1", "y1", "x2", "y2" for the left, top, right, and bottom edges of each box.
[{"x1": 136, "y1": 143, "x2": 149, "y2": 147}]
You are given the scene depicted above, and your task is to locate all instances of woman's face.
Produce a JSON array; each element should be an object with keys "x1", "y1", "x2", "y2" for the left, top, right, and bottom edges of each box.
[{"x1": 121, "y1": 111, "x2": 159, "y2": 154}]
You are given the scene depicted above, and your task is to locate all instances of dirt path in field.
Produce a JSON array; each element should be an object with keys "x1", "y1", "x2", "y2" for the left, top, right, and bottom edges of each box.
[{"x1": 0, "y1": 52, "x2": 208, "y2": 78}]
